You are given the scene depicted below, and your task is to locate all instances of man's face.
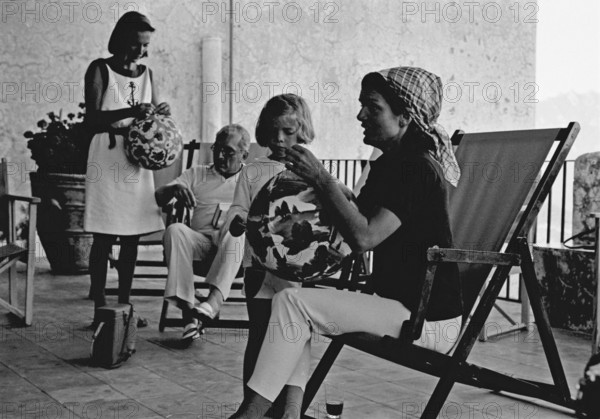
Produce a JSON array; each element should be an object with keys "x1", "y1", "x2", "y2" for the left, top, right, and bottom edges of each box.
[{"x1": 213, "y1": 132, "x2": 246, "y2": 176}]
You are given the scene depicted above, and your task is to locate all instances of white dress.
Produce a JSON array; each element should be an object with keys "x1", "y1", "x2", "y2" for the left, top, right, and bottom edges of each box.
[{"x1": 84, "y1": 63, "x2": 164, "y2": 235}]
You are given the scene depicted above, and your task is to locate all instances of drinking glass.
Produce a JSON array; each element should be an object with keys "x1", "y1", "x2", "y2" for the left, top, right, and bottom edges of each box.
[{"x1": 324, "y1": 382, "x2": 344, "y2": 418}]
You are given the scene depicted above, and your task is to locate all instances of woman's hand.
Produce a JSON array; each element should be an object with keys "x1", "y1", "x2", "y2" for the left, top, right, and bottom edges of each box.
[
  {"x1": 172, "y1": 184, "x2": 196, "y2": 209},
  {"x1": 155, "y1": 102, "x2": 171, "y2": 116},
  {"x1": 284, "y1": 145, "x2": 334, "y2": 188},
  {"x1": 133, "y1": 102, "x2": 155, "y2": 119}
]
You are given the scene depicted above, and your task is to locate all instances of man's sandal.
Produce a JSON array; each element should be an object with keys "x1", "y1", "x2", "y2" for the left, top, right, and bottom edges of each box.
[
  {"x1": 182, "y1": 320, "x2": 201, "y2": 341},
  {"x1": 191, "y1": 302, "x2": 220, "y2": 333}
]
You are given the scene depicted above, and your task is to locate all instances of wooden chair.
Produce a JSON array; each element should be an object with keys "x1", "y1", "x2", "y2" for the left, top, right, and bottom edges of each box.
[
  {"x1": 0, "y1": 158, "x2": 40, "y2": 326},
  {"x1": 106, "y1": 141, "x2": 269, "y2": 331},
  {"x1": 157, "y1": 197, "x2": 248, "y2": 332},
  {"x1": 592, "y1": 212, "x2": 600, "y2": 355},
  {"x1": 301, "y1": 122, "x2": 582, "y2": 418}
]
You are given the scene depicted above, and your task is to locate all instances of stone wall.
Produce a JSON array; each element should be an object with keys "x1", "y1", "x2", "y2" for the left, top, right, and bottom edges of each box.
[
  {"x1": 1, "y1": 0, "x2": 536, "y2": 192},
  {"x1": 573, "y1": 152, "x2": 600, "y2": 239},
  {"x1": 232, "y1": 0, "x2": 537, "y2": 160}
]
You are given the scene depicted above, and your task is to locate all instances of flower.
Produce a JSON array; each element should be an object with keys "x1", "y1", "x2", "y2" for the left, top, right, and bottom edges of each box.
[{"x1": 25, "y1": 103, "x2": 91, "y2": 174}]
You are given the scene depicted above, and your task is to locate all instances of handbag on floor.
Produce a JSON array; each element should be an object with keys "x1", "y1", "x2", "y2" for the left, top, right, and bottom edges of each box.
[
  {"x1": 90, "y1": 304, "x2": 137, "y2": 369},
  {"x1": 576, "y1": 352, "x2": 600, "y2": 418},
  {"x1": 563, "y1": 227, "x2": 596, "y2": 250}
]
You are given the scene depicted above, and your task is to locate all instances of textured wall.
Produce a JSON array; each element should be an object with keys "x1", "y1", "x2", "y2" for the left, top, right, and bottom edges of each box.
[
  {"x1": 573, "y1": 151, "x2": 600, "y2": 238},
  {"x1": 232, "y1": 0, "x2": 537, "y2": 159},
  {"x1": 1, "y1": 0, "x2": 536, "y2": 187},
  {"x1": 1, "y1": 0, "x2": 229, "y2": 193},
  {"x1": 534, "y1": 245, "x2": 596, "y2": 333}
]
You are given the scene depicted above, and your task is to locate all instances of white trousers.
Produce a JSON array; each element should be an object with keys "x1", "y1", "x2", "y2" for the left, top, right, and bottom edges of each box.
[
  {"x1": 247, "y1": 288, "x2": 462, "y2": 402},
  {"x1": 163, "y1": 223, "x2": 244, "y2": 305}
]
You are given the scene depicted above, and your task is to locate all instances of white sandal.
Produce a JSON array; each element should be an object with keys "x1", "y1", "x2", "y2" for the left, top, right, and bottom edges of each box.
[{"x1": 181, "y1": 320, "x2": 200, "y2": 341}]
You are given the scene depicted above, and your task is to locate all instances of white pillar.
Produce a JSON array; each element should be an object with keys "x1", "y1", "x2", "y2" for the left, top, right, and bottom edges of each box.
[{"x1": 201, "y1": 36, "x2": 222, "y2": 163}]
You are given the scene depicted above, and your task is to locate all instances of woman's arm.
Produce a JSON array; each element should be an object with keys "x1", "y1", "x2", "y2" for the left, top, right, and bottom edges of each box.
[
  {"x1": 149, "y1": 68, "x2": 171, "y2": 116},
  {"x1": 84, "y1": 60, "x2": 151, "y2": 132},
  {"x1": 285, "y1": 145, "x2": 401, "y2": 253}
]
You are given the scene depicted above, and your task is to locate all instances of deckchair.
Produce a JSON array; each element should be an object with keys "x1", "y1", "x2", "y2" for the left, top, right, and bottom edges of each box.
[
  {"x1": 0, "y1": 158, "x2": 40, "y2": 326},
  {"x1": 301, "y1": 122, "x2": 581, "y2": 418}
]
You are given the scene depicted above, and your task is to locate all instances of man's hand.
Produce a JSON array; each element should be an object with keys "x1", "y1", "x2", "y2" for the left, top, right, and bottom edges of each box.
[
  {"x1": 172, "y1": 184, "x2": 196, "y2": 209},
  {"x1": 284, "y1": 145, "x2": 335, "y2": 188},
  {"x1": 229, "y1": 214, "x2": 247, "y2": 237}
]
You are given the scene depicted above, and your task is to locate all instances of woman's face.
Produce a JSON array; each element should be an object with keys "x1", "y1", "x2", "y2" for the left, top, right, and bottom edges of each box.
[
  {"x1": 266, "y1": 113, "x2": 302, "y2": 159},
  {"x1": 121, "y1": 31, "x2": 152, "y2": 64},
  {"x1": 357, "y1": 89, "x2": 404, "y2": 150}
]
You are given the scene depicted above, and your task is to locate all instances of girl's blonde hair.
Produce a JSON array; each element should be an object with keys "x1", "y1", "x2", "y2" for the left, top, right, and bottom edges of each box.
[{"x1": 255, "y1": 94, "x2": 315, "y2": 147}]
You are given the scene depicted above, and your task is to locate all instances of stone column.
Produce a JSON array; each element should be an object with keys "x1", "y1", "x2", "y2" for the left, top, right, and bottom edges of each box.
[{"x1": 200, "y1": 36, "x2": 223, "y2": 165}]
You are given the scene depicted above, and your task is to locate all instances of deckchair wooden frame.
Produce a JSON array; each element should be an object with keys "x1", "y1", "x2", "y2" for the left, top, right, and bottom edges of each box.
[
  {"x1": 301, "y1": 122, "x2": 581, "y2": 418},
  {"x1": 0, "y1": 158, "x2": 40, "y2": 326}
]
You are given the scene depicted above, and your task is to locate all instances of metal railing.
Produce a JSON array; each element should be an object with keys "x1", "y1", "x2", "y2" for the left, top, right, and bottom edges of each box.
[{"x1": 320, "y1": 159, "x2": 368, "y2": 191}]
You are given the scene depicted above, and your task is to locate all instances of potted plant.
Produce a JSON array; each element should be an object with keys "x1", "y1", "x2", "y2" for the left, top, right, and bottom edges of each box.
[{"x1": 25, "y1": 103, "x2": 94, "y2": 274}]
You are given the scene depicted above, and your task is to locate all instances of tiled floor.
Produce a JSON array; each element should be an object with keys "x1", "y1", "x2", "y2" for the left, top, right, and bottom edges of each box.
[{"x1": 0, "y1": 254, "x2": 592, "y2": 418}]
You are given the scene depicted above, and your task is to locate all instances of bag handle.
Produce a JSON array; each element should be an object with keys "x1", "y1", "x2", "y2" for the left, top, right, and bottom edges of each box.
[
  {"x1": 90, "y1": 322, "x2": 105, "y2": 358},
  {"x1": 563, "y1": 228, "x2": 596, "y2": 250},
  {"x1": 118, "y1": 304, "x2": 135, "y2": 362}
]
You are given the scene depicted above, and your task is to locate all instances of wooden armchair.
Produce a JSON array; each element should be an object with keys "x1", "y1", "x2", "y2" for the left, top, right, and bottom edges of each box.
[
  {"x1": 301, "y1": 123, "x2": 582, "y2": 418},
  {"x1": 157, "y1": 195, "x2": 248, "y2": 332},
  {"x1": 0, "y1": 158, "x2": 40, "y2": 325}
]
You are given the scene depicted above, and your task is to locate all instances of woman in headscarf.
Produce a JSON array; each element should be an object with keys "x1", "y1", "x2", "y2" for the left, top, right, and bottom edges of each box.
[
  {"x1": 84, "y1": 11, "x2": 170, "y2": 328},
  {"x1": 229, "y1": 67, "x2": 464, "y2": 419}
]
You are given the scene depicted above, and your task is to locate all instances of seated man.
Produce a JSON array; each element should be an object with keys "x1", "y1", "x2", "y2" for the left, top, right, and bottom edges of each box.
[{"x1": 155, "y1": 124, "x2": 249, "y2": 341}]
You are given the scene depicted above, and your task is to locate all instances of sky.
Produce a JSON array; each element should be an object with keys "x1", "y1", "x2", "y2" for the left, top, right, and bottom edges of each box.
[
  {"x1": 536, "y1": 1, "x2": 600, "y2": 101},
  {"x1": 535, "y1": 0, "x2": 600, "y2": 155}
]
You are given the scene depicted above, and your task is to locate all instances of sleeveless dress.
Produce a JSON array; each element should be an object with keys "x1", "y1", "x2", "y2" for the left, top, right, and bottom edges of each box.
[{"x1": 84, "y1": 63, "x2": 165, "y2": 235}]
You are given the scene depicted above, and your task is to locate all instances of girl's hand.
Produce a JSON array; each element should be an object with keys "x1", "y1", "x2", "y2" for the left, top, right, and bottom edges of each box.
[
  {"x1": 172, "y1": 184, "x2": 196, "y2": 209},
  {"x1": 284, "y1": 145, "x2": 334, "y2": 188},
  {"x1": 155, "y1": 102, "x2": 171, "y2": 116},
  {"x1": 134, "y1": 103, "x2": 155, "y2": 119}
]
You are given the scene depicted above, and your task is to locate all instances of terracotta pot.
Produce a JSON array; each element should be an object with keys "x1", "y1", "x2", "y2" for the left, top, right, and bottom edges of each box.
[{"x1": 29, "y1": 172, "x2": 93, "y2": 274}]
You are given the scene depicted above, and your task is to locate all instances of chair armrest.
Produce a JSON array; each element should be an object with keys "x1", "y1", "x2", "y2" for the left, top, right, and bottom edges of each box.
[
  {"x1": 400, "y1": 246, "x2": 519, "y2": 344},
  {"x1": 5, "y1": 194, "x2": 41, "y2": 205},
  {"x1": 427, "y1": 247, "x2": 520, "y2": 266},
  {"x1": 400, "y1": 262, "x2": 437, "y2": 343}
]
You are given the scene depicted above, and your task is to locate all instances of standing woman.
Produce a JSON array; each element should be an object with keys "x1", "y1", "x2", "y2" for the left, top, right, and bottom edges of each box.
[{"x1": 84, "y1": 11, "x2": 170, "y2": 327}]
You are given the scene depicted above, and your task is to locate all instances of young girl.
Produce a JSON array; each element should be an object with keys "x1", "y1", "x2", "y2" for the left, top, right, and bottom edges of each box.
[{"x1": 225, "y1": 93, "x2": 315, "y2": 416}]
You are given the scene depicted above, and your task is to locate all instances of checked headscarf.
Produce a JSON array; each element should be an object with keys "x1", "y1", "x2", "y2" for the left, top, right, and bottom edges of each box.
[{"x1": 376, "y1": 67, "x2": 461, "y2": 187}]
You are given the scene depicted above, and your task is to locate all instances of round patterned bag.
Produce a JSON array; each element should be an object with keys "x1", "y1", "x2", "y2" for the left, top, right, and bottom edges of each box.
[{"x1": 125, "y1": 113, "x2": 183, "y2": 170}]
